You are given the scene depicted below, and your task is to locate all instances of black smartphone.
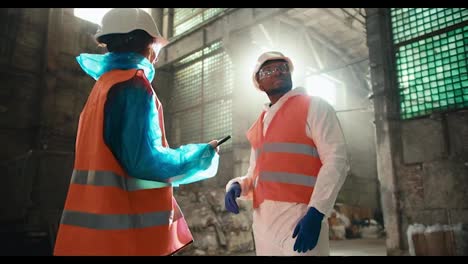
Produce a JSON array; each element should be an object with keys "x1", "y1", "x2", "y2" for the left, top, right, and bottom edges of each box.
[{"x1": 217, "y1": 135, "x2": 231, "y2": 146}]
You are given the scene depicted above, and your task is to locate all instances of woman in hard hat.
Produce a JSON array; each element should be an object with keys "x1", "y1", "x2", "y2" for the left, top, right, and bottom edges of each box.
[
  {"x1": 54, "y1": 8, "x2": 220, "y2": 256},
  {"x1": 224, "y1": 51, "x2": 349, "y2": 256}
]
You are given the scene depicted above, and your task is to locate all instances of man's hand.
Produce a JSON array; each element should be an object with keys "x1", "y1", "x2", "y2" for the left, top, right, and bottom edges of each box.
[
  {"x1": 292, "y1": 207, "x2": 324, "y2": 253},
  {"x1": 225, "y1": 182, "x2": 241, "y2": 214}
]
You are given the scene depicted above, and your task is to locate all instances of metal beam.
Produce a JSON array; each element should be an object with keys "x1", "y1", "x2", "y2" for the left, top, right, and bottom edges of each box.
[
  {"x1": 340, "y1": 8, "x2": 365, "y2": 27},
  {"x1": 304, "y1": 31, "x2": 324, "y2": 69},
  {"x1": 257, "y1": 23, "x2": 274, "y2": 48},
  {"x1": 305, "y1": 56, "x2": 369, "y2": 77},
  {"x1": 277, "y1": 14, "x2": 352, "y2": 63},
  {"x1": 318, "y1": 8, "x2": 364, "y2": 35}
]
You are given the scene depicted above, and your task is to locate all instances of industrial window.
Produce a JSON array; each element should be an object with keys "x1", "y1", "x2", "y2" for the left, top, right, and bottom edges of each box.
[
  {"x1": 173, "y1": 8, "x2": 227, "y2": 37},
  {"x1": 390, "y1": 8, "x2": 468, "y2": 119},
  {"x1": 169, "y1": 42, "x2": 233, "y2": 149},
  {"x1": 305, "y1": 74, "x2": 345, "y2": 107}
]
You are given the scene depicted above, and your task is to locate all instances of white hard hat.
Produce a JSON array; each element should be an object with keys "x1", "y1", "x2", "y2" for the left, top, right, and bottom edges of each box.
[
  {"x1": 252, "y1": 51, "x2": 294, "y2": 90},
  {"x1": 95, "y1": 8, "x2": 168, "y2": 47}
]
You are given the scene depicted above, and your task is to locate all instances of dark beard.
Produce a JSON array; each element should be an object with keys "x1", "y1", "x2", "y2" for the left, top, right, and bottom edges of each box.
[{"x1": 265, "y1": 84, "x2": 292, "y2": 96}]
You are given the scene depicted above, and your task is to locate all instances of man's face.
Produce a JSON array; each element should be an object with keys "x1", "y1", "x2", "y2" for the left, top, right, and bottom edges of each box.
[{"x1": 257, "y1": 60, "x2": 293, "y2": 95}]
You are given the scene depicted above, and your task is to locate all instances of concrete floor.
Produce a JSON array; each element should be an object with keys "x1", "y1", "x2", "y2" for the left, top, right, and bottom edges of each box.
[
  {"x1": 231, "y1": 238, "x2": 387, "y2": 256},
  {"x1": 330, "y1": 238, "x2": 387, "y2": 256}
]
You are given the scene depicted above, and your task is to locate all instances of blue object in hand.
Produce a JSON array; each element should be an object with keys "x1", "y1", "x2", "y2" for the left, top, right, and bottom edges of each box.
[
  {"x1": 225, "y1": 182, "x2": 241, "y2": 214},
  {"x1": 292, "y1": 207, "x2": 324, "y2": 253}
]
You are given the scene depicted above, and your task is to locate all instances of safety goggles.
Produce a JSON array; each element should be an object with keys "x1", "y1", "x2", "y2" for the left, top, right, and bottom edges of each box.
[{"x1": 258, "y1": 63, "x2": 290, "y2": 80}]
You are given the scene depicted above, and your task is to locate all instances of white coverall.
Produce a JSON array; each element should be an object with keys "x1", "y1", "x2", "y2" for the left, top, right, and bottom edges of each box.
[{"x1": 226, "y1": 87, "x2": 349, "y2": 256}]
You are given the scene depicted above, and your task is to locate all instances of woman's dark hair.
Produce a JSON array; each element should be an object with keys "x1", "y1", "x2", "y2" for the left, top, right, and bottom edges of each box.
[{"x1": 96, "y1": 29, "x2": 156, "y2": 53}]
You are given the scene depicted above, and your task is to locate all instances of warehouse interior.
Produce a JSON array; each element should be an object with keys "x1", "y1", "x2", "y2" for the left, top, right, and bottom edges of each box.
[{"x1": 0, "y1": 8, "x2": 467, "y2": 256}]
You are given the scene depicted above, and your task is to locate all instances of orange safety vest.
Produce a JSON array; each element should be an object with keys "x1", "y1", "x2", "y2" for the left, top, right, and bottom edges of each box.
[
  {"x1": 246, "y1": 94, "x2": 322, "y2": 209},
  {"x1": 53, "y1": 69, "x2": 193, "y2": 256}
]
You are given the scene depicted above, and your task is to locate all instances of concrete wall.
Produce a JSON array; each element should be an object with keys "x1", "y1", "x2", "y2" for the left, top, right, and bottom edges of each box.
[
  {"x1": 0, "y1": 8, "x2": 101, "y2": 254},
  {"x1": 0, "y1": 8, "x2": 101, "y2": 158},
  {"x1": 337, "y1": 86, "x2": 379, "y2": 210},
  {"x1": 366, "y1": 8, "x2": 468, "y2": 255},
  {"x1": 0, "y1": 8, "x2": 47, "y2": 161}
]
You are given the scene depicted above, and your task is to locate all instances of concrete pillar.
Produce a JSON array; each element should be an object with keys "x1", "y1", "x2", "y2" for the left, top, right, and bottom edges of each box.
[
  {"x1": 36, "y1": 8, "x2": 63, "y2": 150},
  {"x1": 365, "y1": 8, "x2": 403, "y2": 255},
  {"x1": 162, "y1": 8, "x2": 174, "y2": 40}
]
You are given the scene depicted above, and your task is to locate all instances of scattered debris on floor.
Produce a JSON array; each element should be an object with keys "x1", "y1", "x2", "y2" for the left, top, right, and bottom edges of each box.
[{"x1": 328, "y1": 203, "x2": 385, "y2": 240}]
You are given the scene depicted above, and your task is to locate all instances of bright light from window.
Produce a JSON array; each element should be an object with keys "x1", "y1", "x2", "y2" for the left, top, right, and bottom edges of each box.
[
  {"x1": 305, "y1": 75, "x2": 338, "y2": 106},
  {"x1": 74, "y1": 8, "x2": 151, "y2": 25}
]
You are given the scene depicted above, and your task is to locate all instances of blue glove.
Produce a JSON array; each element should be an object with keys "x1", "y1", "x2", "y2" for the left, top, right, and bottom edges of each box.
[
  {"x1": 225, "y1": 182, "x2": 241, "y2": 214},
  {"x1": 292, "y1": 207, "x2": 324, "y2": 253}
]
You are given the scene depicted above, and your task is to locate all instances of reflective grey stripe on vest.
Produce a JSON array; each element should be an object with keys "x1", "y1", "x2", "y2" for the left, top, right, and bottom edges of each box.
[
  {"x1": 71, "y1": 170, "x2": 170, "y2": 191},
  {"x1": 254, "y1": 142, "x2": 319, "y2": 160},
  {"x1": 60, "y1": 209, "x2": 178, "y2": 230},
  {"x1": 255, "y1": 149, "x2": 261, "y2": 160},
  {"x1": 260, "y1": 171, "x2": 317, "y2": 187}
]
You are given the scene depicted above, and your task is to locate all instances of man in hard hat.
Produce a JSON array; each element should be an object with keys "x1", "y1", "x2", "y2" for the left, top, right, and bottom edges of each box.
[
  {"x1": 224, "y1": 51, "x2": 349, "y2": 255},
  {"x1": 54, "y1": 8, "x2": 220, "y2": 256}
]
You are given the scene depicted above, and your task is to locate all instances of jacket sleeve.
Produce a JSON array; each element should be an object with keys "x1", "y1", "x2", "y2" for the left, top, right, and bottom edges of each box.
[
  {"x1": 307, "y1": 96, "x2": 349, "y2": 216},
  {"x1": 103, "y1": 76, "x2": 217, "y2": 183},
  {"x1": 225, "y1": 147, "x2": 256, "y2": 200}
]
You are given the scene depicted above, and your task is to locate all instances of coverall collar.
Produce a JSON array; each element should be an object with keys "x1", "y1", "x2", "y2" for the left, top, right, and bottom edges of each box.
[
  {"x1": 76, "y1": 52, "x2": 155, "y2": 82},
  {"x1": 263, "y1": 87, "x2": 307, "y2": 111}
]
